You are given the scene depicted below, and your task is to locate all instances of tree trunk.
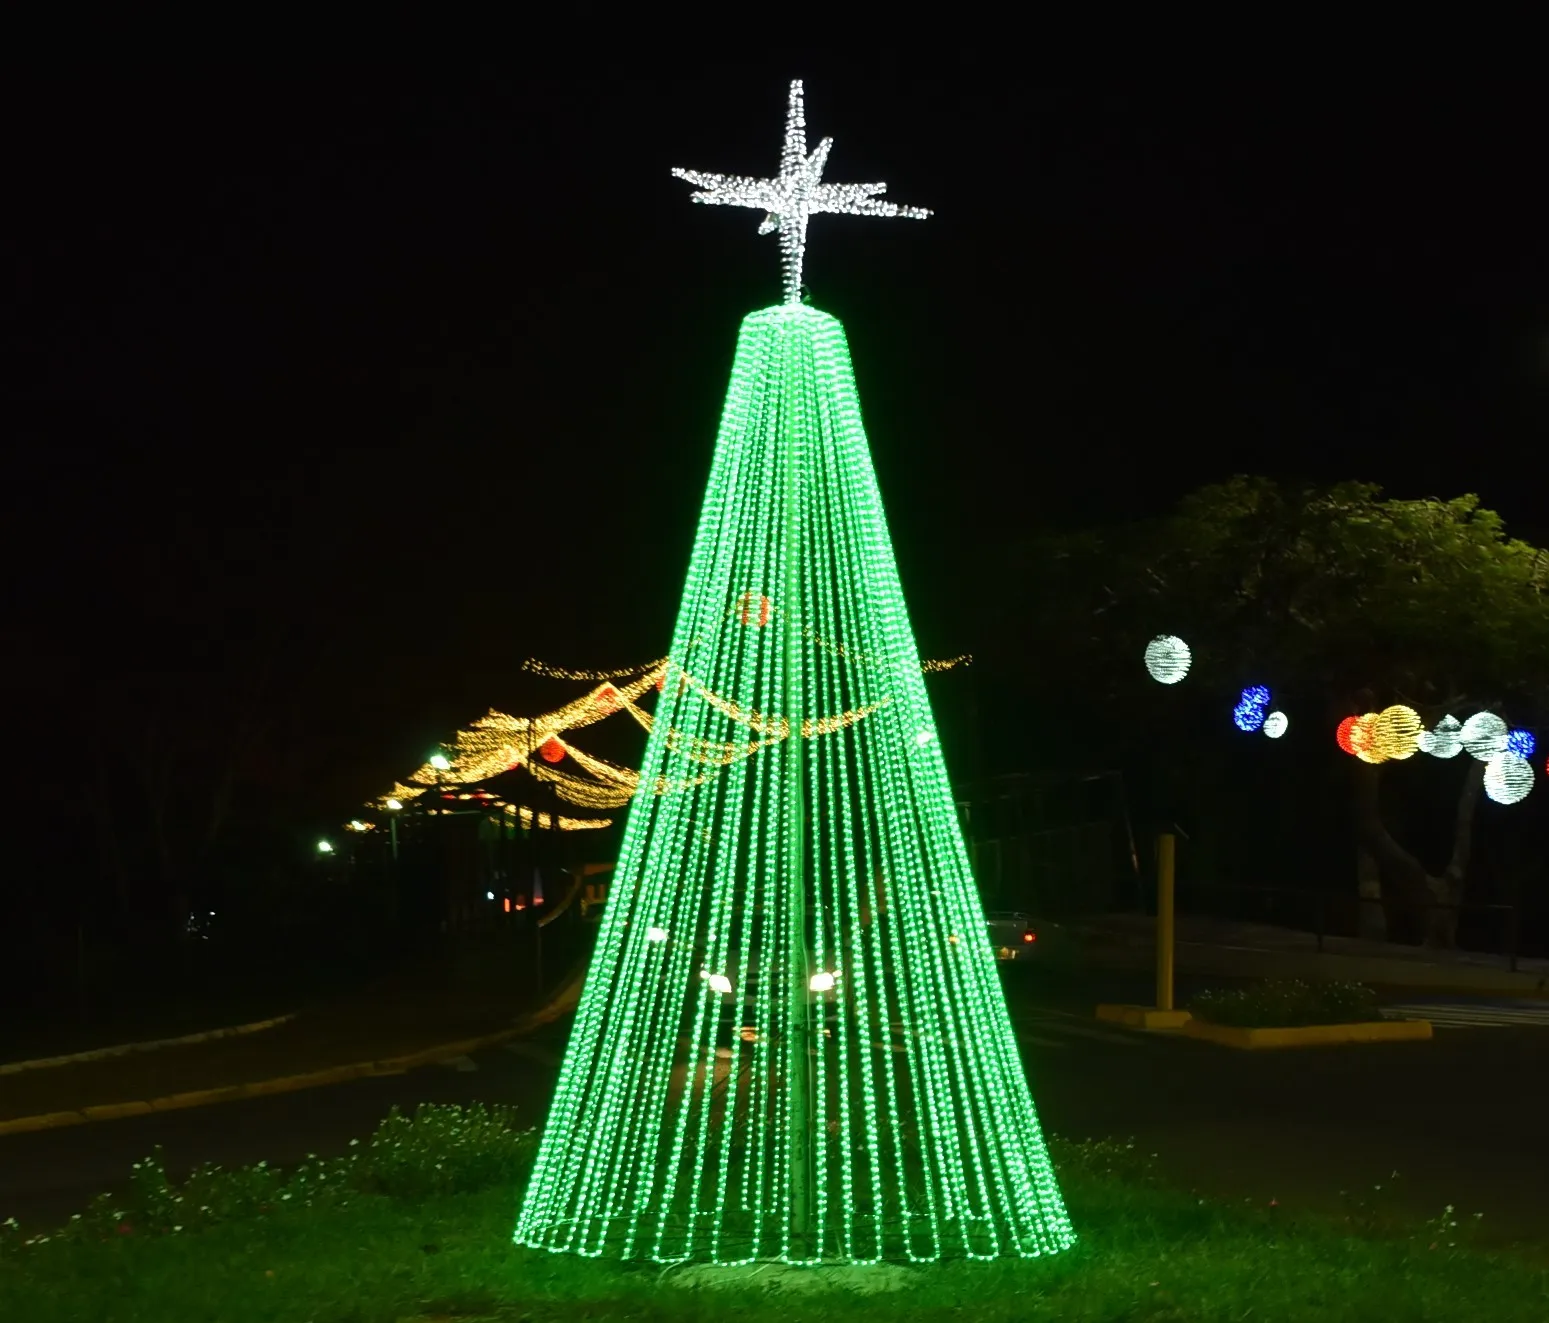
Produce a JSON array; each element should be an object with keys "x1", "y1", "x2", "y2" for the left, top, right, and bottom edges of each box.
[
  {"x1": 1351, "y1": 758, "x2": 1484, "y2": 950},
  {"x1": 1355, "y1": 847, "x2": 1386, "y2": 942},
  {"x1": 1421, "y1": 759, "x2": 1485, "y2": 948}
]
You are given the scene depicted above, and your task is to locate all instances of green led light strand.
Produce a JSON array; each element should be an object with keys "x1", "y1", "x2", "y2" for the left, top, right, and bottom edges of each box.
[{"x1": 514, "y1": 306, "x2": 1074, "y2": 1265}]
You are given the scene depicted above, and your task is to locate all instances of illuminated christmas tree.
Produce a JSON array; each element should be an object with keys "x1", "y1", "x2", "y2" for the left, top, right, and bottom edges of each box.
[{"x1": 515, "y1": 80, "x2": 1074, "y2": 1267}]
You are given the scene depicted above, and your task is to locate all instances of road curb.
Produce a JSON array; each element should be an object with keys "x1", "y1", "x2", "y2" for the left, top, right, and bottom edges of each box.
[
  {"x1": 1182, "y1": 1017, "x2": 1434, "y2": 1049},
  {"x1": 0, "y1": 1014, "x2": 298, "y2": 1076},
  {"x1": 0, "y1": 971, "x2": 584, "y2": 1138}
]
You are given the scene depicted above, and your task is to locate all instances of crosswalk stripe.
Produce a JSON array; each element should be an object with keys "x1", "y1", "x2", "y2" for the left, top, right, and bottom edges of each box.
[{"x1": 1382, "y1": 1003, "x2": 1549, "y2": 1027}]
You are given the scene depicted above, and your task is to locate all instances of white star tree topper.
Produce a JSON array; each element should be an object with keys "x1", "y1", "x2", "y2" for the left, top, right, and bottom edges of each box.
[{"x1": 673, "y1": 79, "x2": 931, "y2": 304}]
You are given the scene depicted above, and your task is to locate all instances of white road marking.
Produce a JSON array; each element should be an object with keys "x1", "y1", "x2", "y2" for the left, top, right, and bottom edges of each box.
[{"x1": 1382, "y1": 1002, "x2": 1549, "y2": 1028}]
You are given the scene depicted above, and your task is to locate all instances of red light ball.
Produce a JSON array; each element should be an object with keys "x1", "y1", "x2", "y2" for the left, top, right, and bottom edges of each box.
[{"x1": 539, "y1": 737, "x2": 565, "y2": 764}]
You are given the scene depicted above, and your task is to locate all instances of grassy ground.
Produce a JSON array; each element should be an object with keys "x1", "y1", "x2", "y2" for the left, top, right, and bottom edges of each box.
[{"x1": 2, "y1": 1128, "x2": 1543, "y2": 1323}]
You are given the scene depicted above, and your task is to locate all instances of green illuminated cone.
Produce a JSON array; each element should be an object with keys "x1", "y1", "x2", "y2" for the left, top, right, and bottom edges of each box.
[{"x1": 515, "y1": 304, "x2": 1074, "y2": 1265}]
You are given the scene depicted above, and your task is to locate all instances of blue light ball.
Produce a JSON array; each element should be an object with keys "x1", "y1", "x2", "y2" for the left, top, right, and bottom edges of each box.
[
  {"x1": 1506, "y1": 728, "x2": 1536, "y2": 759},
  {"x1": 1233, "y1": 700, "x2": 1267, "y2": 733}
]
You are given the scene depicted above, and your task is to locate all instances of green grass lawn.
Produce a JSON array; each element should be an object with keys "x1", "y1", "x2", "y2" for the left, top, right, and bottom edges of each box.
[{"x1": 2, "y1": 1118, "x2": 1544, "y2": 1322}]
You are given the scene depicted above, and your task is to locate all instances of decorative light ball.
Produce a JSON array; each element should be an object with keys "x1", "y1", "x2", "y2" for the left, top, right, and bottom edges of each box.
[
  {"x1": 1416, "y1": 729, "x2": 1435, "y2": 755},
  {"x1": 596, "y1": 684, "x2": 620, "y2": 714},
  {"x1": 539, "y1": 737, "x2": 565, "y2": 764},
  {"x1": 1427, "y1": 714, "x2": 1463, "y2": 759},
  {"x1": 1351, "y1": 713, "x2": 1385, "y2": 764},
  {"x1": 1373, "y1": 705, "x2": 1422, "y2": 762},
  {"x1": 1484, "y1": 753, "x2": 1534, "y2": 806},
  {"x1": 1143, "y1": 635, "x2": 1192, "y2": 684},
  {"x1": 1506, "y1": 728, "x2": 1536, "y2": 759},
  {"x1": 1461, "y1": 712, "x2": 1508, "y2": 762},
  {"x1": 1335, "y1": 715, "x2": 1360, "y2": 756},
  {"x1": 1263, "y1": 711, "x2": 1289, "y2": 739},
  {"x1": 737, "y1": 592, "x2": 773, "y2": 627},
  {"x1": 1232, "y1": 685, "x2": 1270, "y2": 733}
]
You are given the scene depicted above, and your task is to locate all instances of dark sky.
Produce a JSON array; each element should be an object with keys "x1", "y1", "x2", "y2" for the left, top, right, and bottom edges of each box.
[{"x1": 6, "y1": 62, "x2": 1547, "y2": 835}]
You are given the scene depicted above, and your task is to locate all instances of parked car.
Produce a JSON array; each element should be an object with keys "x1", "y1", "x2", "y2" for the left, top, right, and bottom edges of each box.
[{"x1": 985, "y1": 911, "x2": 1037, "y2": 961}]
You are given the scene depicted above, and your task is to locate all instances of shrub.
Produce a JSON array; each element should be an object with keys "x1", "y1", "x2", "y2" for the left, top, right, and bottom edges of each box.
[
  {"x1": 1189, "y1": 979, "x2": 1381, "y2": 1028},
  {"x1": 0, "y1": 1103, "x2": 535, "y2": 1255},
  {"x1": 358, "y1": 1102, "x2": 538, "y2": 1200}
]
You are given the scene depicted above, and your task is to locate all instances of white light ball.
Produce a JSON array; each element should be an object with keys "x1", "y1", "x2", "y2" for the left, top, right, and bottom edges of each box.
[
  {"x1": 1263, "y1": 711, "x2": 1288, "y2": 739},
  {"x1": 1484, "y1": 753, "x2": 1534, "y2": 806},
  {"x1": 1427, "y1": 714, "x2": 1463, "y2": 759},
  {"x1": 1461, "y1": 712, "x2": 1508, "y2": 762},
  {"x1": 1144, "y1": 635, "x2": 1191, "y2": 685}
]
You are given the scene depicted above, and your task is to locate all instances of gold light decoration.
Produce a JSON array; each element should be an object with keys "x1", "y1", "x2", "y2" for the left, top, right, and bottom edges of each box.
[
  {"x1": 1349, "y1": 712, "x2": 1385, "y2": 764},
  {"x1": 1372, "y1": 705, "x2": 1422, "y2": 762},
  {"x1": 367, "y1": 647, "x2": 962, "y2": 828},
  {"x1": 521, "y1": 657, "x2": 668, "y2": 681}
]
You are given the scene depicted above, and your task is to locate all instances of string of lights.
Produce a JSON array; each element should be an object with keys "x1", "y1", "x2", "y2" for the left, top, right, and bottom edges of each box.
[{"x1": 522, "y1": 657, "x2": 669, "y2": 682}]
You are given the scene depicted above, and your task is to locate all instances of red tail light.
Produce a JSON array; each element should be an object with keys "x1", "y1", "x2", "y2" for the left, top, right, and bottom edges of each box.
[{"x1": 1023, "y1": 931, "x2": 1035, "y2": 943}]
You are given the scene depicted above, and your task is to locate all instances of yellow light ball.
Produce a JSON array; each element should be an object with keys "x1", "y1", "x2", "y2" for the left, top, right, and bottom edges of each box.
[{"x1": 1372, "y1": 705, "x2": 1422, "y2": 762}]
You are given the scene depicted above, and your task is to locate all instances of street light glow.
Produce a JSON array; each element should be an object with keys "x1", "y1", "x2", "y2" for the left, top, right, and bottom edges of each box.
[
  {"x1": 429, "y1": 753, "x2": 452, "y2": 771},
  {"x1": 317, "y1": 840, "x2": 334, "y2": 854}
]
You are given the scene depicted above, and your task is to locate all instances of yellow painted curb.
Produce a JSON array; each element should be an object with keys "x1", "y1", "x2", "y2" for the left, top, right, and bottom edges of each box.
[
  {"x1": 1183, "y1": 1018, "x2": 1434, "y2": 1049},
  {"x1": 0, "y1": 1110, "x2": 85, "y2": 1136},
  {"x1": 80, "y1": 1100, "x2": 154, "y2": 1122},
  {"x1": 0, "y1": 964, "x2": 590, "y2": 1137},
  {"x1": 0, "y1": 1021, "x2": 547, "y2": 1137},
  {"x1": 1095, "y1": 1004, "x2": 1193, "y2": 1031},
  {"x1": 0, "y1": 1013, "x2": 298, "y2": 1075}
]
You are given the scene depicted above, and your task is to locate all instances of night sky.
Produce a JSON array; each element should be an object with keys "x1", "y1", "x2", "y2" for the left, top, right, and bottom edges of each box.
[{"x1": 7, "y1": 61, "x2": 1546, "y2": 861}]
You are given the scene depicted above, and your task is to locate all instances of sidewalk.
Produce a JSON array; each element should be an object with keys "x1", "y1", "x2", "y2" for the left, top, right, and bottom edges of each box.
[
  {"x1": 1056, "y1": 912, "x2": 1549, "y2": 996},
  {"x1": 0, "y1": 967, "x2": 579, "y2": 1130}
]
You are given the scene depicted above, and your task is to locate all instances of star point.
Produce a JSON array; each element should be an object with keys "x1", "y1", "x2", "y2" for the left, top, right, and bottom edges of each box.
[{"x1": 673, "y1": 79, "x2": 930, "y2": 304}]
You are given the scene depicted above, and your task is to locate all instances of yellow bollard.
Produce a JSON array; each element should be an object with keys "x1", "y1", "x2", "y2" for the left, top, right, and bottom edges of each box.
[{"x1": 1155, "y1": 833, "x2": 1176, "y2": 1012}]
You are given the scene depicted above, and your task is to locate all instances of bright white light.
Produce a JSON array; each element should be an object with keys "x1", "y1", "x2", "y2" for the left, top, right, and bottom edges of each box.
[
  {"x1": 1143, "y1": 635, "x2": 1191, "y2": 685},
  {"x1": 385, "y1": 798, "x2": 403, "y2": 811},
  {"x1": 707, "y1": 973, "x2": 733, "y2": 996},
  {"x1": 1426, "y1": 715, "x2": 1463, "y2": 759},
  {"x1": 1263, "y1": 711, "x2": 1289, "y2": 739},
  {"x1": 430, "y1": 753, "x2": 452, "y2": 771},
  {"x1": 316, "y1": 840, "x2": 333, "y2": 854},
  {"x1": 808, "y1": 971, "x2": 836, "y2": 992},
  {"x1": 1484, "y1": 753, "x2": 1534, "y2": 806},
  {"x1": 1461, "y1": 712, "x2": 1508, "y2": 762},
  {"x1": 486, "y1": 890, "x2": 496, "y2": 901},
  {"x1": 673, "y1": 79, "x2": 931, "y2": 305},
  {"x1": 348, "y1": 819, "x2": 367, "y2": 831},
  {"x1": 646, "y1": 926, "x2": 669, "y2": 943},
  {"x1": 915, "y1": 730, "x2": 934, "y2": 746}
]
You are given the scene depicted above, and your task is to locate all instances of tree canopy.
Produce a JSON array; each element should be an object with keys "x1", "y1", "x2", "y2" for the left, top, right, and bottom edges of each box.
[{"x1": 997, "y1": 478, "x2": 1547, "y2": 944}]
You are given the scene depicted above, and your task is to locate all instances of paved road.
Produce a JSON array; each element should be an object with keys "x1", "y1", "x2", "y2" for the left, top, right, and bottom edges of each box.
[{"x1": 3, "y1": 969, "x2": 1547, "y2": 1251}]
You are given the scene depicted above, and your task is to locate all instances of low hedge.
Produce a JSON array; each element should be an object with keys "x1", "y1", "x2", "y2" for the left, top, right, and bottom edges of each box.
[{"x1": 1188, "y1": 979, "x2": 1382, "y2": 1028}]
